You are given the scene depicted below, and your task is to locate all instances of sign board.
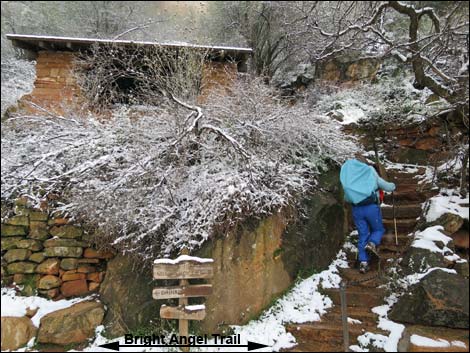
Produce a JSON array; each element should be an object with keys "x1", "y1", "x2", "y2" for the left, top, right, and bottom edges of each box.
[
  {"x1": 160, "y1": 305, "x2": 206, "y2": 321},
  {"x1": 153, "y1": 251, "x2": 213, "y2": 352},
  {"x1": 153, "y1": 261, "x2": 213, "y2": 279},
  {"x1": 153, "y1": 284, "x2": 213, "y2": 300}
]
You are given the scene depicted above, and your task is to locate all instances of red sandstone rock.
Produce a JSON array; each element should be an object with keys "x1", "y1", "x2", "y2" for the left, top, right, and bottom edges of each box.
[
  {"x1": 83, "y1": 248, "x2": 114, "y2": 259},
  {"x1": 62, "y1": 272, "x2": 86, "y2": 282},
  {"x1": 88, "y1": 282, "x2": 100, "y2": 292},
  {"x1": 86, "y1": 272, "x2": 105, "y2": 283},
  {"x1": 77, "y1": 265, "x2": 96, "y2": 273},
  {"x1": 60, "y1": 279, "x2": 89, "y2": 297}
]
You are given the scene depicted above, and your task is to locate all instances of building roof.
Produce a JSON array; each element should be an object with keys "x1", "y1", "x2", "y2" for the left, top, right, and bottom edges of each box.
[{"x1": 6, "y1": 34, "x2": 252, "y2": 61}]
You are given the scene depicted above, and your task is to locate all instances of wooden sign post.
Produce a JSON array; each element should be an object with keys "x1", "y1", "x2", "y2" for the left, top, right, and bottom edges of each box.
[{"x1": 153, "y1": 248, "x2": 214, "y2": 352}]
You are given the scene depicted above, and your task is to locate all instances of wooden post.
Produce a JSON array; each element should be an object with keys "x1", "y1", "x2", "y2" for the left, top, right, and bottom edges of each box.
[
  {"x1": 180, "y1": 278, "x2": 189, "y2": 352},
  {"x1": 180, "y1": 247, "x2": 190, "y2": 353},
  {"x1": 153, "y1": 247, "x2": 213, "y2": 353}
]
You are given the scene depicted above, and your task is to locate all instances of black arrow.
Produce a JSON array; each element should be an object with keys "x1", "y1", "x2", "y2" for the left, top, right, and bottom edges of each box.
[{"x1": 99, "y1": 340, "x2": 269, "y2": 351}]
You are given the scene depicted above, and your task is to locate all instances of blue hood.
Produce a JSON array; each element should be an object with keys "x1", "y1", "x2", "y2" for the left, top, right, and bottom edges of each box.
[{"x1": 340, "y1": 159, "x2": 377, "y2": 204}]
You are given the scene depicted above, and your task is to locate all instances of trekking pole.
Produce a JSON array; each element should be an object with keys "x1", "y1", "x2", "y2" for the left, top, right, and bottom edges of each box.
[
  {"x1": 340, "y1": 281, "x2": 349, "y2": 352},
  {"x1": 392, "y1": 191, "x2": 398, "y2": 246}
]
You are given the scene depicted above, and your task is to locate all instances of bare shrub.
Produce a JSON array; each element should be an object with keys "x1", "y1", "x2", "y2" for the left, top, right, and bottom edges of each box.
[{"x1": 74, "y1": 43, "x2": 208, "y2": 110}]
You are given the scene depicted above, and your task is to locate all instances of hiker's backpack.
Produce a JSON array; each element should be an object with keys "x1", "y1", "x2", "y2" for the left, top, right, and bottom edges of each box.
[{"x1": 340, "y1": 159, "x2": 378, "y2": 205}]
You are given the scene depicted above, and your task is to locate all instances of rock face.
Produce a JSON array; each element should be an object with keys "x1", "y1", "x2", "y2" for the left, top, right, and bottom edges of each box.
[
  {"x1": 316, "y1": 56, "x2": 381, "y2": 82},
  {"x1": 197, "y1": 167, "x2": 346, "y2": 333},
  {"x1": 1, "y1": 316, "x2": 37, "y2": 351},
  {"x1": 274, "y1": 63, "x2": 316, "y2": 93},
  {"x1": 373, "y1": 114, "x2": 467, "y2": 165},
  {"x1": 99, "y1": 254, "x2": 160, "y2": 337},
  {"x1": 98, "y1": 167, "x2": 345, "y2": 337},
  {"x1": 432, "y1": 213, "x2": 465, "y2": 235},
  {"x1": 401, "y1": 247, "x2": 450, "y2": 274},
  {"x1": 389, "y1": 269, "x2": 469, "y2": 329},
  {"x1": 37, "y1": 301, "x2": 104, "y2": 345},
  {"x1": 60, "y1": 279, "x2": 89, "y2": 297}
]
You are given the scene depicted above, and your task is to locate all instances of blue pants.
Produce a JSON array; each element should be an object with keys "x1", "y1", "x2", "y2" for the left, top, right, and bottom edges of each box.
[{"x1": 352, "y1": 203, "x2": 385, "y2": 262}]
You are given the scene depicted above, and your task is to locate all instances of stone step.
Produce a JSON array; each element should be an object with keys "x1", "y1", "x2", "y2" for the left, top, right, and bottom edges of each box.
[
  {"x1": 346, "y1": 248, "x2": 403, "y2": 269},
  {"x1": 394, "y1": 183, "x2": 420, "y2": 193},
  {"x1": 339, "y1": 268, "x2": 385, "y2": 288},
  {"x1": 324, "y1": 306, "x2": 379, "y2": 327},
  {"x1": 379, "y1": 243, "x2": 408, "y2": 253},
  {"x1": 381, "y1": 204, "x2": 422, "y2": 219},
  {"x1": 383, "y1": 218, "x2": 418, "y2": 232},
  {"x1": 386, "y1": 177, "x2": 423, "y2": 185},
  {"x1": 322, "y1": 287, "x2": 386, "y2": 308},
  {"x1": 387, "y1": 167, "x2": 426, "y2": 178},
  {"x1": 384, "y1": 191, "x2": 427, "y2": 203},
  {"x1": 284, "y1": 341, "x2": 344, "y2": 352},
  {"x1": 381, "y1": 232, "x2": 413, "y2": 246},
  {"x1": 286, "y1": 322, "x2": 387, "y2": 348}
]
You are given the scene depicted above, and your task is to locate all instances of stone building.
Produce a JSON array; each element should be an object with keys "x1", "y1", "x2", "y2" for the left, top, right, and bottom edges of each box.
[{"x1": 6, "y1": 34, "x2": 252, "y2": 114}]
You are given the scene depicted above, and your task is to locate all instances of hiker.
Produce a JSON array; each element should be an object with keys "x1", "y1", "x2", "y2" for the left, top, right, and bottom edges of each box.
[{"x1": 340, "y1": 158, "x2": 396, "y2": 274}]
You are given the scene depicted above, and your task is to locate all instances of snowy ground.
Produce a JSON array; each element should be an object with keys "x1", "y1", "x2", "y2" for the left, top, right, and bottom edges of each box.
[
  {"x1": 1, "y1": 287, "x2": 97, "y2": 351},
  {"x1": 1, "y1": 250, "x2": 347, "y2": 352},
  {"x1": 1, "y1": 287, "x2": 96, "y2": 328},
  {"x1": 425, "y1": 190, "x2": 469, "y2": 223},
  {"x1": 75, "y1": 250, "x2": 349, "y2": 352},
  {"x1": 2, "y1": 176, "x2": 467, "y2": 352}
]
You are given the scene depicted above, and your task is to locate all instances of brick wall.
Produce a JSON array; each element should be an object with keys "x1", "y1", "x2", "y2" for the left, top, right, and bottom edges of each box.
[{"x1": 19, "y1": 51, "x2": 82, "y2": 115}]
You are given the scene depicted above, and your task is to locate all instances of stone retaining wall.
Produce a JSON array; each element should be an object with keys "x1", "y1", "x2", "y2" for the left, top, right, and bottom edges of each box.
[{"x1": 1, "y1": 198, "x2": 113, "y2": 299}]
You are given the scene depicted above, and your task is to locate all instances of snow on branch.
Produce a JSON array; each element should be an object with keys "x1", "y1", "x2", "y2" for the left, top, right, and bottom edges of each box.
[{"x1": 1, "y1": 77, "x2": 358, "y2": 261}]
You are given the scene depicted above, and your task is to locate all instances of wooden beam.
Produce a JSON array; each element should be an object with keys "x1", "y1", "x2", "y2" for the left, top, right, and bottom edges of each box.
[
  {"x1": 152, "y1": 284, "x2": 212, "y2": 300},
  {"x1": 153, "y1": 261, "x2": 213, "y2": 280},
  {"x1": 11, "y1": 39, "x2": 38, "y2": 52}
]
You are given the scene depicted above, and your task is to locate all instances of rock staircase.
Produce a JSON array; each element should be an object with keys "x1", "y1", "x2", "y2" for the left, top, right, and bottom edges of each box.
[{"x1": 284, "y1": 166, "x2": 433, "y2": 352}]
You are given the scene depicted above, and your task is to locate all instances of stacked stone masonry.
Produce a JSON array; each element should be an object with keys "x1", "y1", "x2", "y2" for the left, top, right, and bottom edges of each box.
[
  {"x1": 1, "y1": 198, "x2": 114, "y2": 299},
  {"x1": 20, "y1": 51, "x2": 82, "y2": 115}
]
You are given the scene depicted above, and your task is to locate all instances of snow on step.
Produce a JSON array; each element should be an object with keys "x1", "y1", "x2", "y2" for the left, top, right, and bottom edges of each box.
[{"x1": 409, "y1": 334, "x2": 469, "y2": 352}]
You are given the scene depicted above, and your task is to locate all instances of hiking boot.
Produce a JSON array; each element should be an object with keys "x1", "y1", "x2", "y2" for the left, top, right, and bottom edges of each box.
[
  {"x1": 359, "y1": 261, "x2": 370, "y2": 274},
  {"x1": 365, "y1": 242, "x2": 379, "y2": 257}
]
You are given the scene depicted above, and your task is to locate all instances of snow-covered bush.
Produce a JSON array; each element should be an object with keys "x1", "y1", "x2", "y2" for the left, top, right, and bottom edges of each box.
[
  {"x1": 1, "y1": 78, "x2": 359, "y2": 261},
  {"x1": 310, "y1": 72, "x2": 450, "y2": 126},
  {"x1": 1, "y1": 58, "x2": 35, "y2": 116}
]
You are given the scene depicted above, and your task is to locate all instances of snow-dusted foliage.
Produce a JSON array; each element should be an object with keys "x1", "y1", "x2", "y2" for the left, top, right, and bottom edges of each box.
[
  {"x1": 310, "y1": 71, "x2": 450, "y2": 126},
  {"x1": 1, "y1": 78, "x2": 358, "y2": 260},
  {"x1": 1, "y1": 58, "x2": 35, "y2": 116}
]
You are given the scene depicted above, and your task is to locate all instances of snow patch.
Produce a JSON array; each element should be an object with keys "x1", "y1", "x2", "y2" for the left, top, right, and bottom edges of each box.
[
  {"x1": 410, "y1": 334, "x2": 450, "y2": 348},
  {"x1": 81, "y1": 250, "x2": 349, "y2": 352},
  {"x1": 426, "y1": 190, "x2": 469, "y2": 222},
  {"x1": 154, "y1": 255, "x2": 214, "y2": 265},
  {"x1": 1, "y1": 287, "x2": 95, "y2": 327}
]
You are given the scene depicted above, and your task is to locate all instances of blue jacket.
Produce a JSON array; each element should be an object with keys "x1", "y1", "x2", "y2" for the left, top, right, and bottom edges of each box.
[{"x1": 340, "y1": 159, "x2": 396, "y2": 204}]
